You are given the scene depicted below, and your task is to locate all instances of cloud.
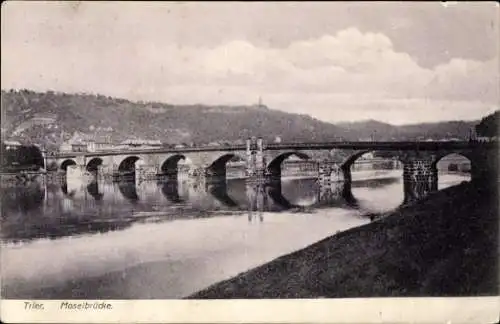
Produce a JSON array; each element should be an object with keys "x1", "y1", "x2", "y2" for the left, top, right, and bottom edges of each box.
[
  {"x1": 1, "y1": 21, "x2": 497, "y2": 124},
  {"x1": 152, "y1": 27, "x2": 496, "y2": 103},
  {"x1": 424, "y1": 58, "x2": 499, "y2": 102}
]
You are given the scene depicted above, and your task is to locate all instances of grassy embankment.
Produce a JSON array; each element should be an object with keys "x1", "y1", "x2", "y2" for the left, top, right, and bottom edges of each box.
[{"x1": 189, "y1": 180, "x2": 498, "y2": 298}]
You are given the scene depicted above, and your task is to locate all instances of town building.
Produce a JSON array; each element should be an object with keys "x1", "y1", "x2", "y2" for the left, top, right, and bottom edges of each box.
[
  {"x1": 58, "y1": 131, "x2": 163, "y2": 153},
  {"x1": 3, "y1": 140, "x2": 22, "y2": 150},
  {"x1": 119, "y1": 139, "x2": 162, "y2": 150},
  {"x1": 59, "y1": 131, "x2": 110, "y2": 153}
]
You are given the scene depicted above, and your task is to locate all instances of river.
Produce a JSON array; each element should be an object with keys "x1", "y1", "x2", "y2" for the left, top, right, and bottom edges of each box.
[{"x1": 0, "y1": 170, "x2": 470, "y2": 299}]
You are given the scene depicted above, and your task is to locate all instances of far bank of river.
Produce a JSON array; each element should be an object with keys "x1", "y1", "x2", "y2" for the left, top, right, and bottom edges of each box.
[{"x1": 189, "y1": 180, "x2": 498, "y2": 298}]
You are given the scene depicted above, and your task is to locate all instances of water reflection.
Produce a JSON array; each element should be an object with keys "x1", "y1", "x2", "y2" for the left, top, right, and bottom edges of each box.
[
  {"x1": 0, "y1": 180, "x2": 134, "y2": 244},
  {"x1": 1, "y1": 170, "x2": 469, "y2": 245},
  {"x1": 247, "y1": 184, "x2": 265, "y2": 222},
  {"x1": 1, "y1": 182, "x2": 45, "y2": 213},
  {"x1": 350, "y1": 171, "x2": 404, "y2": 212},
  {"x1": 266, "y1": 181, "x2": 297, "y2": 210},
  {"x1": 118, "y1": 181, "x2": 140, "y2": 203},
  {"x1": 1, "y1": 171, "x2": 471, "y2": 299},
  {"x1": 87, "y1": 181, "x2": 103, "y2": 201},
  {"x1": 209, "y1": 182, "x2": 238, "y2": 207},
  {"x1": 161, "y1": 181, "x2": 185, "y2": 203}
]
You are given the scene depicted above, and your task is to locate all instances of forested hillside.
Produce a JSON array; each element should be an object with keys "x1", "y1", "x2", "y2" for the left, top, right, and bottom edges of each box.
[
  {"x1": 1, "y1": 90, "x2": 348, "y2": 149},
  {"x1": 0, "y1": 89, "x2": 488, "y2": 150}
]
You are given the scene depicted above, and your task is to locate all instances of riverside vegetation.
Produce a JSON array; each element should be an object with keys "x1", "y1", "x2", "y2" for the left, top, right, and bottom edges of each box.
[{"x1": 189, "y1": 179, "x2": 498, "y2": 298}]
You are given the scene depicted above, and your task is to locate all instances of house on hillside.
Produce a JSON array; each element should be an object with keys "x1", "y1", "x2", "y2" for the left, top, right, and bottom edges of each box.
[
  {"x1": 59, "y1": 132, "x2": 87, "y2": 152},
  {"x1": 59, "y1": 131, "x2": 114, "y2": 152},
  {"x1": 71, "y1": 143, "x2": 88, "y2": 152},
  {"x1": 59, "y1": 131, "x2": 164, "y2": 153},
  {"x1": 477, "y1": 136, "x2": 498, "y2": 142},
  {"x1": 32, "y1": 113, "x2": 57, "y2": 123},
  {"x1": 59, "y1": 141, "x2": 73, "y2": 152},
  {"x1": 120, "y1": 138, "x2": 162, "y2": 150}
]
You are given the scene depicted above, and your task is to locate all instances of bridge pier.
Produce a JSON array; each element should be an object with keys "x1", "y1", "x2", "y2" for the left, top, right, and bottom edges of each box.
[
  {"x1": 317, "y1": 182, "x2": 348, "y2": 206},
  {"x1": 318, "y1": 161, "x2": 344, "y2": 188},
  {"x1": 245, "y1": 137, "x2": 267, "y2": 179},
  {"x1": 316, "y1": 161, "x2": 356, "y2": 204},
  {"x1": 177, "y1": 164, "x2": 191, "y2": 181},
  {"x1": 401, "y1": 156, "x2": 438, "y2": 204},
  {"x1": 96, "y1": 164, "x2": 114, "y2": 181},
  {"x1": 188, "y1": 166, "x2": 208, "y2": 183},
  {"x1": 135, "y1": 164, "x2": 159, "y2": 182}
]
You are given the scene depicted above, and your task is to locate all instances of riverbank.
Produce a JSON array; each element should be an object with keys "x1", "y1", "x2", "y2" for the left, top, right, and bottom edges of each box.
[{"x1": 189, "y1": 180, "x2": 498, "y2": 298}]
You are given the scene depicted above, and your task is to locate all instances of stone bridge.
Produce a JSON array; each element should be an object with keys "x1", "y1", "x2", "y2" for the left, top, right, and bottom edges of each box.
[{"x1": 48, "y1": 138, "x2": 497, "y2": 203}]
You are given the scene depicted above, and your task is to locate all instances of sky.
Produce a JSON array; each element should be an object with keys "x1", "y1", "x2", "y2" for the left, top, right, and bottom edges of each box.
[{"x1": 1, "y1": 1, "x2": 499, "y2": 125}]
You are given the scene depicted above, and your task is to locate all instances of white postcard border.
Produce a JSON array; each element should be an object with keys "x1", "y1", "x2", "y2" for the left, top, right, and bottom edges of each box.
[{"x1": 1, "y1": 297, "x2": 499, "y2": 323}]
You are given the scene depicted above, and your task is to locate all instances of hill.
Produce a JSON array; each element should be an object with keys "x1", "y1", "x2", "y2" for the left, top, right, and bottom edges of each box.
[
  {"x1": 1, "y1": 89, "x2": 349, "y2": 150},
  {"x1": 0, "y1": 89, "x2": 486, "y2": 150},
  {"x1": 337, "y1": 119, "x2": 479, "y2": 141}
]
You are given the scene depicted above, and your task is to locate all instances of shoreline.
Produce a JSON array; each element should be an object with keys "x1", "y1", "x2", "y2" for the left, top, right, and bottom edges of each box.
[{"x1": 188, "y1": 180, "x2": 498, "y2": 298}]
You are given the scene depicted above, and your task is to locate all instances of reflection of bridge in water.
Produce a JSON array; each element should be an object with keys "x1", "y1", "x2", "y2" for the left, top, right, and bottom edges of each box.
[
  {"x1": 66, "y1": 175, "x2": 401, "y2": 213},
  {"x1": 0, "y1": 168, "x2": 469, "y2": 244}
]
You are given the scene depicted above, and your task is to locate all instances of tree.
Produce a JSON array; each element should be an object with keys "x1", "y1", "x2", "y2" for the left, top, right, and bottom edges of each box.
[
  {"x1": 475, "y1": 111, "x2": 499, "y2": 138},
  {"x1": 1, "y1": 144, "x2": 44, "y2": 171},
  {"x1": 1, "y1": 143, "x2": 9, "y2": 167}
]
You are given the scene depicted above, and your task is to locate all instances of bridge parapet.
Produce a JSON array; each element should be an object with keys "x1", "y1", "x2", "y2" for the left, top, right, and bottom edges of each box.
[{"x1": 51, "y1": 140, "x2": 497, "y2": 161}]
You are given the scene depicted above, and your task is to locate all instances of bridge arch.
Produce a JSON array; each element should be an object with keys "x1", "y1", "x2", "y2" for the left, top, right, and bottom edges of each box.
[
  {"x1": 341, "y1": 150, "x2": 403, "y2": 171},
  {"x1": 86, "y1": 157, "x2": 103, "y2": 172},
  {"x1": 432, "y1": 151, "x2": 474, "y2": 169},
  {"x1": 432, "y1": 153, "x2": 472, "y2": 190},
  {"x1": 117, "y1": 156, "x2": 142, "y2": 176},
  {"x1": 340, "y1": 150, "x2": 404, "y2": 208},
  {"x1": 60, "y1": 159, "x2": 77, "y2": 171},
  {"x1": 207, "y1": 154, "x2": 245, "y2": 177},
  {"x1": 266, "y1": 151, "x2": 310, "y2": 178},
  {"x1": 160, "y1": 154, "x2": 188, "y2": 177}
]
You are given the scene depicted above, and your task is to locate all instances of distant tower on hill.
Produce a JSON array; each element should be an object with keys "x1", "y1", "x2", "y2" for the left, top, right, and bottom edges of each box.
[
  {"x1": 257, "y1": 96, "x2": 264, "y2": 109},
  {"x1": 468, "y1": 127, "x2": 477, "y2": 141}
]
